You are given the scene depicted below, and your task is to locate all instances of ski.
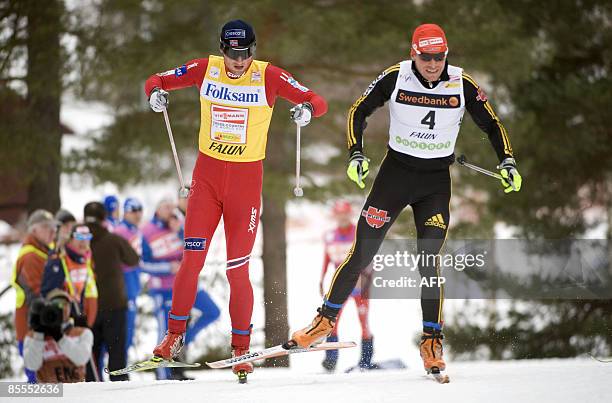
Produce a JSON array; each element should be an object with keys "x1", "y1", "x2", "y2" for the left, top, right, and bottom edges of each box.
[
  {"x1": 206, "y1": 340, "x2": 357, "y2": 369},
  {"x1": 105, "y1": 356, "x2": 201, "y2": 376},
  {"x1": 588, "y1": 353, "x2": 612, "y2": 363},
  {"x1": 427, "y1": 367, "x2": 450, "y2": 384}
]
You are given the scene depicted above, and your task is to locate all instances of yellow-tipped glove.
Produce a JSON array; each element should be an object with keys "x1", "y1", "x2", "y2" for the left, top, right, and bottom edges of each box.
[
  {"x1": 498, "y1": 157, "x2": 522, "y2": 193},
  {"x1": 347, "y1": 151, "x2": 370, "y2": 189}
]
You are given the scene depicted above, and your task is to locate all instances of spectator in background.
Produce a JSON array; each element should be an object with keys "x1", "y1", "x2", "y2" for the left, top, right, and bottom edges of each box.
[
  {"x1": 142, "y1": 198, "x2": 219, "y2": 380},
  {"x1": 54, "y1": 209, "x2": 76, "y2": 250},
  {"x1": 23, "y1": 289, "x2": 93, "y2": 383},
  {"x1": 114, "y1": 197, "x2": 144, "y2": 354},
  {"x1": 319, "y1": 201, "x2": 375, "y2": 372},
  {"x1": 83, "y1": 202, "x2": 139, "y2": 382},
  {"x1": 11, "y1": 209, "x2": 57, "y2": 383},
  {"x1": 41, "y1": 223, "x2": 98, "y2": 328},
  {"x1": 103, "y1": 195, "x2": 120, "y2": 232}
]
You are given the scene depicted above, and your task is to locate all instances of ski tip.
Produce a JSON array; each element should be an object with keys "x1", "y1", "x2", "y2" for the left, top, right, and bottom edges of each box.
[
  {"x1": 434, "y1": 374, "x2": 450, "y2": 384},
  {"x1": 428, "y1": 367, "x2": 450, "y2": 384}
]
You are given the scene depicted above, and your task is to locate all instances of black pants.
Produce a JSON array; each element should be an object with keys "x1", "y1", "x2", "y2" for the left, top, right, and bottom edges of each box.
[
  {"x1": 86, "y1": 308, "x2": 128, "y2": 381},
  {"x1": 324, "y1": 153, "x2": 450, "y2": 333}
]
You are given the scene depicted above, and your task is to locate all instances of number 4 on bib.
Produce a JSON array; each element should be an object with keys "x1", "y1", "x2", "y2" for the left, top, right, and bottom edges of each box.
[{"x1": 421, "y1": 110, "x2": 436, "y2": 129}]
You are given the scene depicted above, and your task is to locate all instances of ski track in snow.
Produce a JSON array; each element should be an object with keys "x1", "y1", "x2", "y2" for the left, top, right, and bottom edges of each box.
[{"x1": 19, "y1": 359, "x2": 612, "y2": 403}]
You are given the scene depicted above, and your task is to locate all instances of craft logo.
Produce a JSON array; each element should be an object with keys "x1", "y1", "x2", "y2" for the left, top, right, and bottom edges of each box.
[
  {"x1": 251, "y1": 71, "x2": 261, "y2": 82},
  {"x1": 230, "y1": 39, "x2": 239, "y2": 47},
  {"x1": 361, "y1": 206, "x2": 391, "y2": 229},
  {"x1": 185, "y1": 237, "x2": 207, "y2": 251},
  {"x1": 364, "y1": 71, "x2": 387, "y2": 97},
  {"x1": 396, "y1": 90, "x2": 461, "y2": 109},
  {"x1": 225, "y1": 29, "x2": 246, "y2": 39}
]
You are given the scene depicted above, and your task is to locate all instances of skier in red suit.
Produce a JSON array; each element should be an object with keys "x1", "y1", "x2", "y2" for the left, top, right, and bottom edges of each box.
[{"x1": 144, "y1": 19, "x2": 327, "y2": 378}]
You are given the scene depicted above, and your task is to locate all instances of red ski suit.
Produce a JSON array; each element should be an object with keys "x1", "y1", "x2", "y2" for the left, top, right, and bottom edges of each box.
[{"x1": 145, "y1": 56, "x2": 327, "y2": 348}]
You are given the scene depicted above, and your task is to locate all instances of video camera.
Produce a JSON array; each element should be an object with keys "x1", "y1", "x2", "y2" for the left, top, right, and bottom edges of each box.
[{"x1": 29, "y1": 298, "x2": 64, "y2": 333}]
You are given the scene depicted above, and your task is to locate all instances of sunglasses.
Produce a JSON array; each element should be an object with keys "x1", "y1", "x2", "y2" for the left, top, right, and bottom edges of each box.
[
  {"x1": 221, "y1": 43, "x2": 255, "y2": 61},
  {"x1": 72, "y1": 226, "x2": 93, "y2": 241},
  {"x1": 418, "y1": 52, "x2": 446, "y2": 62}
]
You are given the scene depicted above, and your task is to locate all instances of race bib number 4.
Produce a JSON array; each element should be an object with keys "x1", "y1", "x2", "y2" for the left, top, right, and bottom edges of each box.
[{"x1": 211, "y1": 104, "x2": 249, "y2": 144}]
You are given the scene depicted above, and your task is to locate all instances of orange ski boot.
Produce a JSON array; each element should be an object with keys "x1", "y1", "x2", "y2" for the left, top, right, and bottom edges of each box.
[
  {"x1": 420, "y1": 331, "x2": 449, "y2": 382},
  {"x1": 291, "y1": 309, "x2": 336, "y2": 348}
]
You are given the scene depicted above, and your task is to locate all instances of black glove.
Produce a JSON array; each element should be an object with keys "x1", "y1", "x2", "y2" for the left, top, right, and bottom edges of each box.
[{"x1": 28, "y1": 298, "x2": 46, "y2": 333}]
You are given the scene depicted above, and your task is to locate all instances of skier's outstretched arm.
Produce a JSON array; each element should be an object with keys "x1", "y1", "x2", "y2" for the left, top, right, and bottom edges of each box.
[
  {"x1": 144, "y1": 58, "x2": 209, "y2": 96},
  {"x1": 265, "y1": 64, "x2": 328, "y2": 119}
]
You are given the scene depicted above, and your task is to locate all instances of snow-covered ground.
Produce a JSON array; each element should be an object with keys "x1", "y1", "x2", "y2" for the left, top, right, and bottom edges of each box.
[{"x1": 20, "y1": 359, "x2": 612, "y2": 403}]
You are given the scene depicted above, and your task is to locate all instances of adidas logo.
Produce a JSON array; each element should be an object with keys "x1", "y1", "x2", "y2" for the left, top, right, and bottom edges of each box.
[{"x1": 424, "y1": 214, "x2": 447, "y2": 230}]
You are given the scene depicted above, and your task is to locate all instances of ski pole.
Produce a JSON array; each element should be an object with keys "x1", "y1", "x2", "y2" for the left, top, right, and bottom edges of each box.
[
  {"x1": 457, "y1": 154, "x2": 503, "y2": 180},
  {"x1": 293, "y1": 123, "x2": 303, "y2": 197},
  {"x1": 162, "y1": 108, "x2": 189, "y2": 199}
]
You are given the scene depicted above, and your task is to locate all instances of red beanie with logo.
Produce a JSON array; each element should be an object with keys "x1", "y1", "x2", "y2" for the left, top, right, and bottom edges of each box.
[{"x1": 411, "y1": 23, "x2": 448, "y2": 56}]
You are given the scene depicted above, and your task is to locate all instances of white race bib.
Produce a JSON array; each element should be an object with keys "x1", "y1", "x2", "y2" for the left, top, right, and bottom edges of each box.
[{"x1": 388, "y1": 61, "x2": 465, "y2": 158}]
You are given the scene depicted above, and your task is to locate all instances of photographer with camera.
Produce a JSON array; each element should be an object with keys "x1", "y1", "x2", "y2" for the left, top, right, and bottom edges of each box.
[
  {"x1": 41, "y1": 223, "x2": 98, "y2": 328},
  {"x1": 23, "y1": 289, "x2": 93, "y2": 383}
]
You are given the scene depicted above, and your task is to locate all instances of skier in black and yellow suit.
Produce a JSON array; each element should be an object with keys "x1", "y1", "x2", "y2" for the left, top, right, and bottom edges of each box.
[{"x1": 291, "y1": 23, "x2": 522, "y2": 376}]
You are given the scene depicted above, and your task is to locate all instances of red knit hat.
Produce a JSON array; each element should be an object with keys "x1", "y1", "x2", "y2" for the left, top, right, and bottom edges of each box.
[{"x1": 411, "y1": 23, "x2": 448, "y2": 56}]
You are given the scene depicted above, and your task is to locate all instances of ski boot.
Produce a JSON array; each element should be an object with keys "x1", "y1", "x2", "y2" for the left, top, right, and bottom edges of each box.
[
  {"x1": 321, "y1": 335, "x2": 338, "y2": 372},
  {"x1": 419, "y1": 331, "x2": 449, "y2": 383},
  {"x1": 153, "y1": 331, "x2": 185, "y2": 360},
  {"x1": 232, "y1": 346, "x2": 254, "y2": 384},
  {"x1": 291, "y1": 308, "x2": 336, "y2": 348},
  {"x1": 358, "y1": 337, "x2": 378, "y2": 370}
]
